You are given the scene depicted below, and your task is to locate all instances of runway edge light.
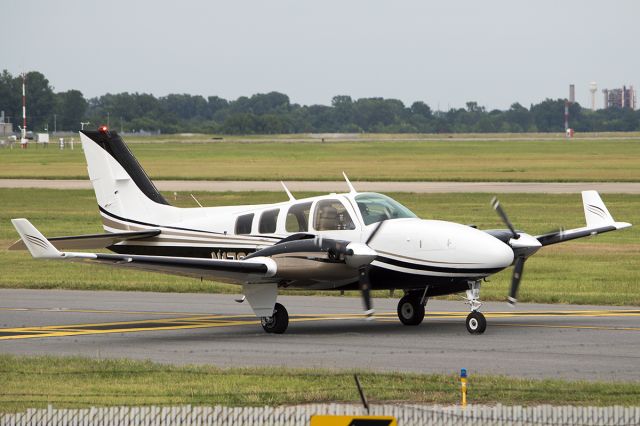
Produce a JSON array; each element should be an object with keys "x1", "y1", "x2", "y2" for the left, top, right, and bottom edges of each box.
[{"x1": 461, "y1": 368, "x2": 468, "y2": 408}]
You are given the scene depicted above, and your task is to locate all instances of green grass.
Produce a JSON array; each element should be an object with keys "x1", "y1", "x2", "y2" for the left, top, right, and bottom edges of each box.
[
  {"x1": 1, "y1": 188, "x2": 638, "y2": 305},
  {"x1": 1, "y1": 355, "x2": 638, "y2": 413},
  {"x1": 1, "y1": 135, "x2": 640, "y2": 181}
]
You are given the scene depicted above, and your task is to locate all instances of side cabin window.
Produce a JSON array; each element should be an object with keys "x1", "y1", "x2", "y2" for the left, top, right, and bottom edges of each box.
[
  {"x1": 259, "y1": 209, "x2": 279, "y2": 234},
  {"x1": 235, "y1": 213, "x2": 254, "y2": 235},
  {"x1": 314, "y1": 200, "x2": 355, "y2": 231},
  {"x1": 285, "y1": 202, "x2": 312, "y2": 232}
]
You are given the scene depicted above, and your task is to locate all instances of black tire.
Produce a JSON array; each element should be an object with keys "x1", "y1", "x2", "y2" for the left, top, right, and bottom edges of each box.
[
  {"x1": 397, "y1": 294, "x2": 425, "y2": 326},
  {"x1": 466, "y1": 311, "x2": 487, "y2": 334},
  {"x1": 261, "y1": 302, "x2": 289, "y2": 334}
]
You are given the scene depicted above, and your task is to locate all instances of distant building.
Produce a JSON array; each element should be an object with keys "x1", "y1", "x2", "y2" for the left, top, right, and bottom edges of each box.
[
  {"x1": 0, "y1": 111, "x2": 13, "y2": 136},
  {"x1": 602, "y1": 86, "x2": 636, "y2": 109}
]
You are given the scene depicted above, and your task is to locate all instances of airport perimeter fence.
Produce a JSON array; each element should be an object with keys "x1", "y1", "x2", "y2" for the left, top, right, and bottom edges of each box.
[{"x1": 2, "y1": 403, "x2": 640, "y2": 425}]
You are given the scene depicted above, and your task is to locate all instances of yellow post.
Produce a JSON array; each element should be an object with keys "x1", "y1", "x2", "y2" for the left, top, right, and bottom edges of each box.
[{"x1": 460, "y1": 368, "x2": 468, "y2": 408}]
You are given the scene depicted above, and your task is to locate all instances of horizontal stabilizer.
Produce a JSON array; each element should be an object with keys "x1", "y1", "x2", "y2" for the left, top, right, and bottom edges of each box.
[
  {"x1": 11, "y1": 218, "x2": 277, "y2": 285},
  {"x1": 535, "y1": 191, "x2": 631, "y2": 246},
  {"x1": 8, "y1": 229, "x2": 161, "y2": 251}
]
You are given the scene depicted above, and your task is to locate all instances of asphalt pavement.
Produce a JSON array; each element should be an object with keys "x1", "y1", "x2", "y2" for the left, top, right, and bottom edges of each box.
[{"x1": 1, "y1": 289, "x2": 638, "y2": 381}]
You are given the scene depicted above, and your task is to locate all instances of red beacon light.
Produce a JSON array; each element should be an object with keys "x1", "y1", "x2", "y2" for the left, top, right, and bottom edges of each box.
[{"x1": 98, "y1": 125, "x2": 109, "y2": 134}]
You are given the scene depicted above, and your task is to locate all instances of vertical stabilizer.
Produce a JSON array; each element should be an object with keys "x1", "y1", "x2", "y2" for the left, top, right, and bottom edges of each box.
[{"x1": 80, "y1": 130, "x2": 173, "y2": 226}]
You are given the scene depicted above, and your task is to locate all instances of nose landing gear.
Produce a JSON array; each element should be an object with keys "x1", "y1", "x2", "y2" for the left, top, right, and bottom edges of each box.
[
  {"x1": 466, "y1": 311, "x2": 487, "y2": 334},
  {"x1": 465, "y1": 281, "x2": 486, "y2": 334}
]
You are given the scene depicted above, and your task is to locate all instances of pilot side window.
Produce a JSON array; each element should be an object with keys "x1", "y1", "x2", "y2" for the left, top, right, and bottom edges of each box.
[
  {"x1": 235, "y1": 213, "x2": 254, "y2": 235},
  {"x1": 259, "y1": 209, "x2": 279, "y2": 234},
  {"x1": 285, "y1": 202, "x2": 312, "y2": 233},
  {"x1": 313, "y1": 200, "x2": 356, "y2": 231}
]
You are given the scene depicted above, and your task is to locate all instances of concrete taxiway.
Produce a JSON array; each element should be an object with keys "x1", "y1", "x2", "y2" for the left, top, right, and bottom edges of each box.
[
  {"x1": 1, "y1": 289, "x2": 639, "y2": 381},
  {"x1": 1, "y1": 179, "x2": 639, "y2": 193}
]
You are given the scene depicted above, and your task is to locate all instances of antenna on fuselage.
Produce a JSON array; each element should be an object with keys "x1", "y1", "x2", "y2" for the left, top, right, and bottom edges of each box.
[
  {"x1": 281, "y1": 181, "x2": 295, "y2": 201},
  {"x1": 342, "y1": 172, "x2": 357, "y2": 193}
]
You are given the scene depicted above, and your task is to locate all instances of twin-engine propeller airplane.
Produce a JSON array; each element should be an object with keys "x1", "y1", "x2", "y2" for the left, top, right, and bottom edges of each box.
[{"x1": 10, "y1": 127, "x2": 632, "y2": 334}]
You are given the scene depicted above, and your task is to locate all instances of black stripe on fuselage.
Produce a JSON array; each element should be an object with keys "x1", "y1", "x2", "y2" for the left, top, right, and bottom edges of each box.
[
  {"x1": 99, "y1": 206, "x2": 281, "y2": 241},
  {"x1": 375, "y1": 255, "x2": 504, "y2": 275}
]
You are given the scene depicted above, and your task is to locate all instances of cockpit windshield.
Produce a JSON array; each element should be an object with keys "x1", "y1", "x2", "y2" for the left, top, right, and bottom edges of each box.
[{"x1": 355, "y1": 193, "x2": 417, "y2": 225}]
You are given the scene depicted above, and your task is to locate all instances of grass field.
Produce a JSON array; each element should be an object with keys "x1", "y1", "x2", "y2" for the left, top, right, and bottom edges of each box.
[
  {"x1": 1, "y1": 355, "x2": 638, "y2": 413},
  {"x1": 1, "y1": 188, "x2": 638, "y2": 305},
  {"x1": 1, "y1": 135, "x2": 640, "y2": 182}
]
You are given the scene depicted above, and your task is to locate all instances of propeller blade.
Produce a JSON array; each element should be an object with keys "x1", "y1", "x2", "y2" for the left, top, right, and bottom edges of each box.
[
  {"x1": 508, "y1": 256, "x2": 526, "y2": 306},
  {"x1": 359, "y1": 266, "x2": 375, "y2": 318},
  {"x1": 491, "y1": 197, "x2": 519, "y2": 240},
  {"x1": 366, "y1": 220, "x2": 386, "y2": 245}
]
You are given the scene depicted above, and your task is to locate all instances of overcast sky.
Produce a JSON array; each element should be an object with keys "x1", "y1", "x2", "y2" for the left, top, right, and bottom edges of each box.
[{"x1": 3, "y1": 0, "x2": 639, "y2": 110}]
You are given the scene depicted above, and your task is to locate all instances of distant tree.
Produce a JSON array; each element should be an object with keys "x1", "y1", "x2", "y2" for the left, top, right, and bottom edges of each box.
[
  {"x1": 4, "y1": 68, "x2": 640, "y2": 135},
  {"x1": 21, "y1": 71, "x2": 55, "y2": 132},
  {"x1": 353, "y1": 98, "x2": 406, "y2": 130},
  {"x1": 530, "y1": 98, "x2": 567, "y2": 132},
  {"x1": 54, "y1": 90, "x2": 88, "y2": 131},
  {"x1": 465, "y1": 101, "x2": 485, "y2": 113},
  {"x1": 410, "y1": 101, "x2": 432, "y2": 118},
  {"x1": 0, "y1": 70, "x2": 20, "y2": 127},
  {"x1": 221, "y1": 113, "x2": 257, "y2": 134},
  {"x1": 332, "y1": 95, "x2": 354, "y2": 129},
  {"x1": 504, "y1": 103, "x2": 532, "y2": 132},
  {"x1": 207, "y1": 96, "x2": 229, "y2": 118}
]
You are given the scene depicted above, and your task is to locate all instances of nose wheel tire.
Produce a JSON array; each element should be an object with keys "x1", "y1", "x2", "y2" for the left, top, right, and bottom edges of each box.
[
  {"x1": 397, "y1": 294, "x2": 425, "y2": 326},
  {"x1": 466, "y1": 311, "x2": 487, "y2": 334},
  {"x1": 261, "y1": 303, "x2": 289, "y2": 334}
]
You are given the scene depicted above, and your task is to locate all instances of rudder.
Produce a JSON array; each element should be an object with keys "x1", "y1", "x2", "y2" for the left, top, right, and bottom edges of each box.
[{"x1": 79, "y1": 130, "x2": 172, "y2": 226}]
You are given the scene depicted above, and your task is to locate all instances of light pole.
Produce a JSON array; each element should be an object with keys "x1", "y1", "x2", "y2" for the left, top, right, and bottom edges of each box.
[{"x1": 80, "y1": 121, "x2": 90, "y2": 130}]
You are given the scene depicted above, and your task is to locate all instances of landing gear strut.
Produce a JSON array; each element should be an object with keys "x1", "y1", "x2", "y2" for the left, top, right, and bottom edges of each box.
[
  {"x1": 397, "y1": 288, "x2": 428, "y2": 326},
  {"x1": 261, "y1": 302, "x2": 289, "y2": 334},
  {"x1": 465, "y1": 281, "x2": 486, "y2": 334}
]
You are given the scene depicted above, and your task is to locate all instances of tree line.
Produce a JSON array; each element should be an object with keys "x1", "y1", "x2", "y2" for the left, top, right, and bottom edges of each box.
[{"x1": 1, "y1": 70, "x2": 639, "y2": 134}]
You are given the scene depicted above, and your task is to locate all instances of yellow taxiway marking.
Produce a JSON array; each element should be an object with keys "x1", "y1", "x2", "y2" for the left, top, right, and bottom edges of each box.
[
  {"x1": 0, "y1": 307, "x2": 211, "y2": 316},
  {"x1": 1, "y1": 309, "x2": 638, "y2": 340}
]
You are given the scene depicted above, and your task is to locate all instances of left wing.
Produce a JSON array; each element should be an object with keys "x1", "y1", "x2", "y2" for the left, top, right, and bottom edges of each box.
[{"x1": 11, "y1": 219, "x2": 276, "y2": 284}]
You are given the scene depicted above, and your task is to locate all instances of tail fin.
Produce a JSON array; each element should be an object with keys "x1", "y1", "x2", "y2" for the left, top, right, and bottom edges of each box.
[
  {"x1": 11, "y1": 219, "x2": 63, "y2": 259},
  {"x1": 79, "y1": 130, "x2": 172, "y2": 225}
]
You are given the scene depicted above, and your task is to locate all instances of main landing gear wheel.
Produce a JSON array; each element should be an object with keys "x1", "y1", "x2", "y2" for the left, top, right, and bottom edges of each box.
[
  {"x1": 466, "y1": 311, "x2": 487, "y2": 334},
  {"x1": 397, "y1": 294, "x2": 425, "y2": 326},
  {"x1": 261, "y1": 303, "x2": 289, "y2": 334}
]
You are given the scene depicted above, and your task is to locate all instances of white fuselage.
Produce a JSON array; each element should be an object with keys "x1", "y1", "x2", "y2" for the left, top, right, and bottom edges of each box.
[{"x1": 104, "y1": 191, "x2": 514, "y2": 289}]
